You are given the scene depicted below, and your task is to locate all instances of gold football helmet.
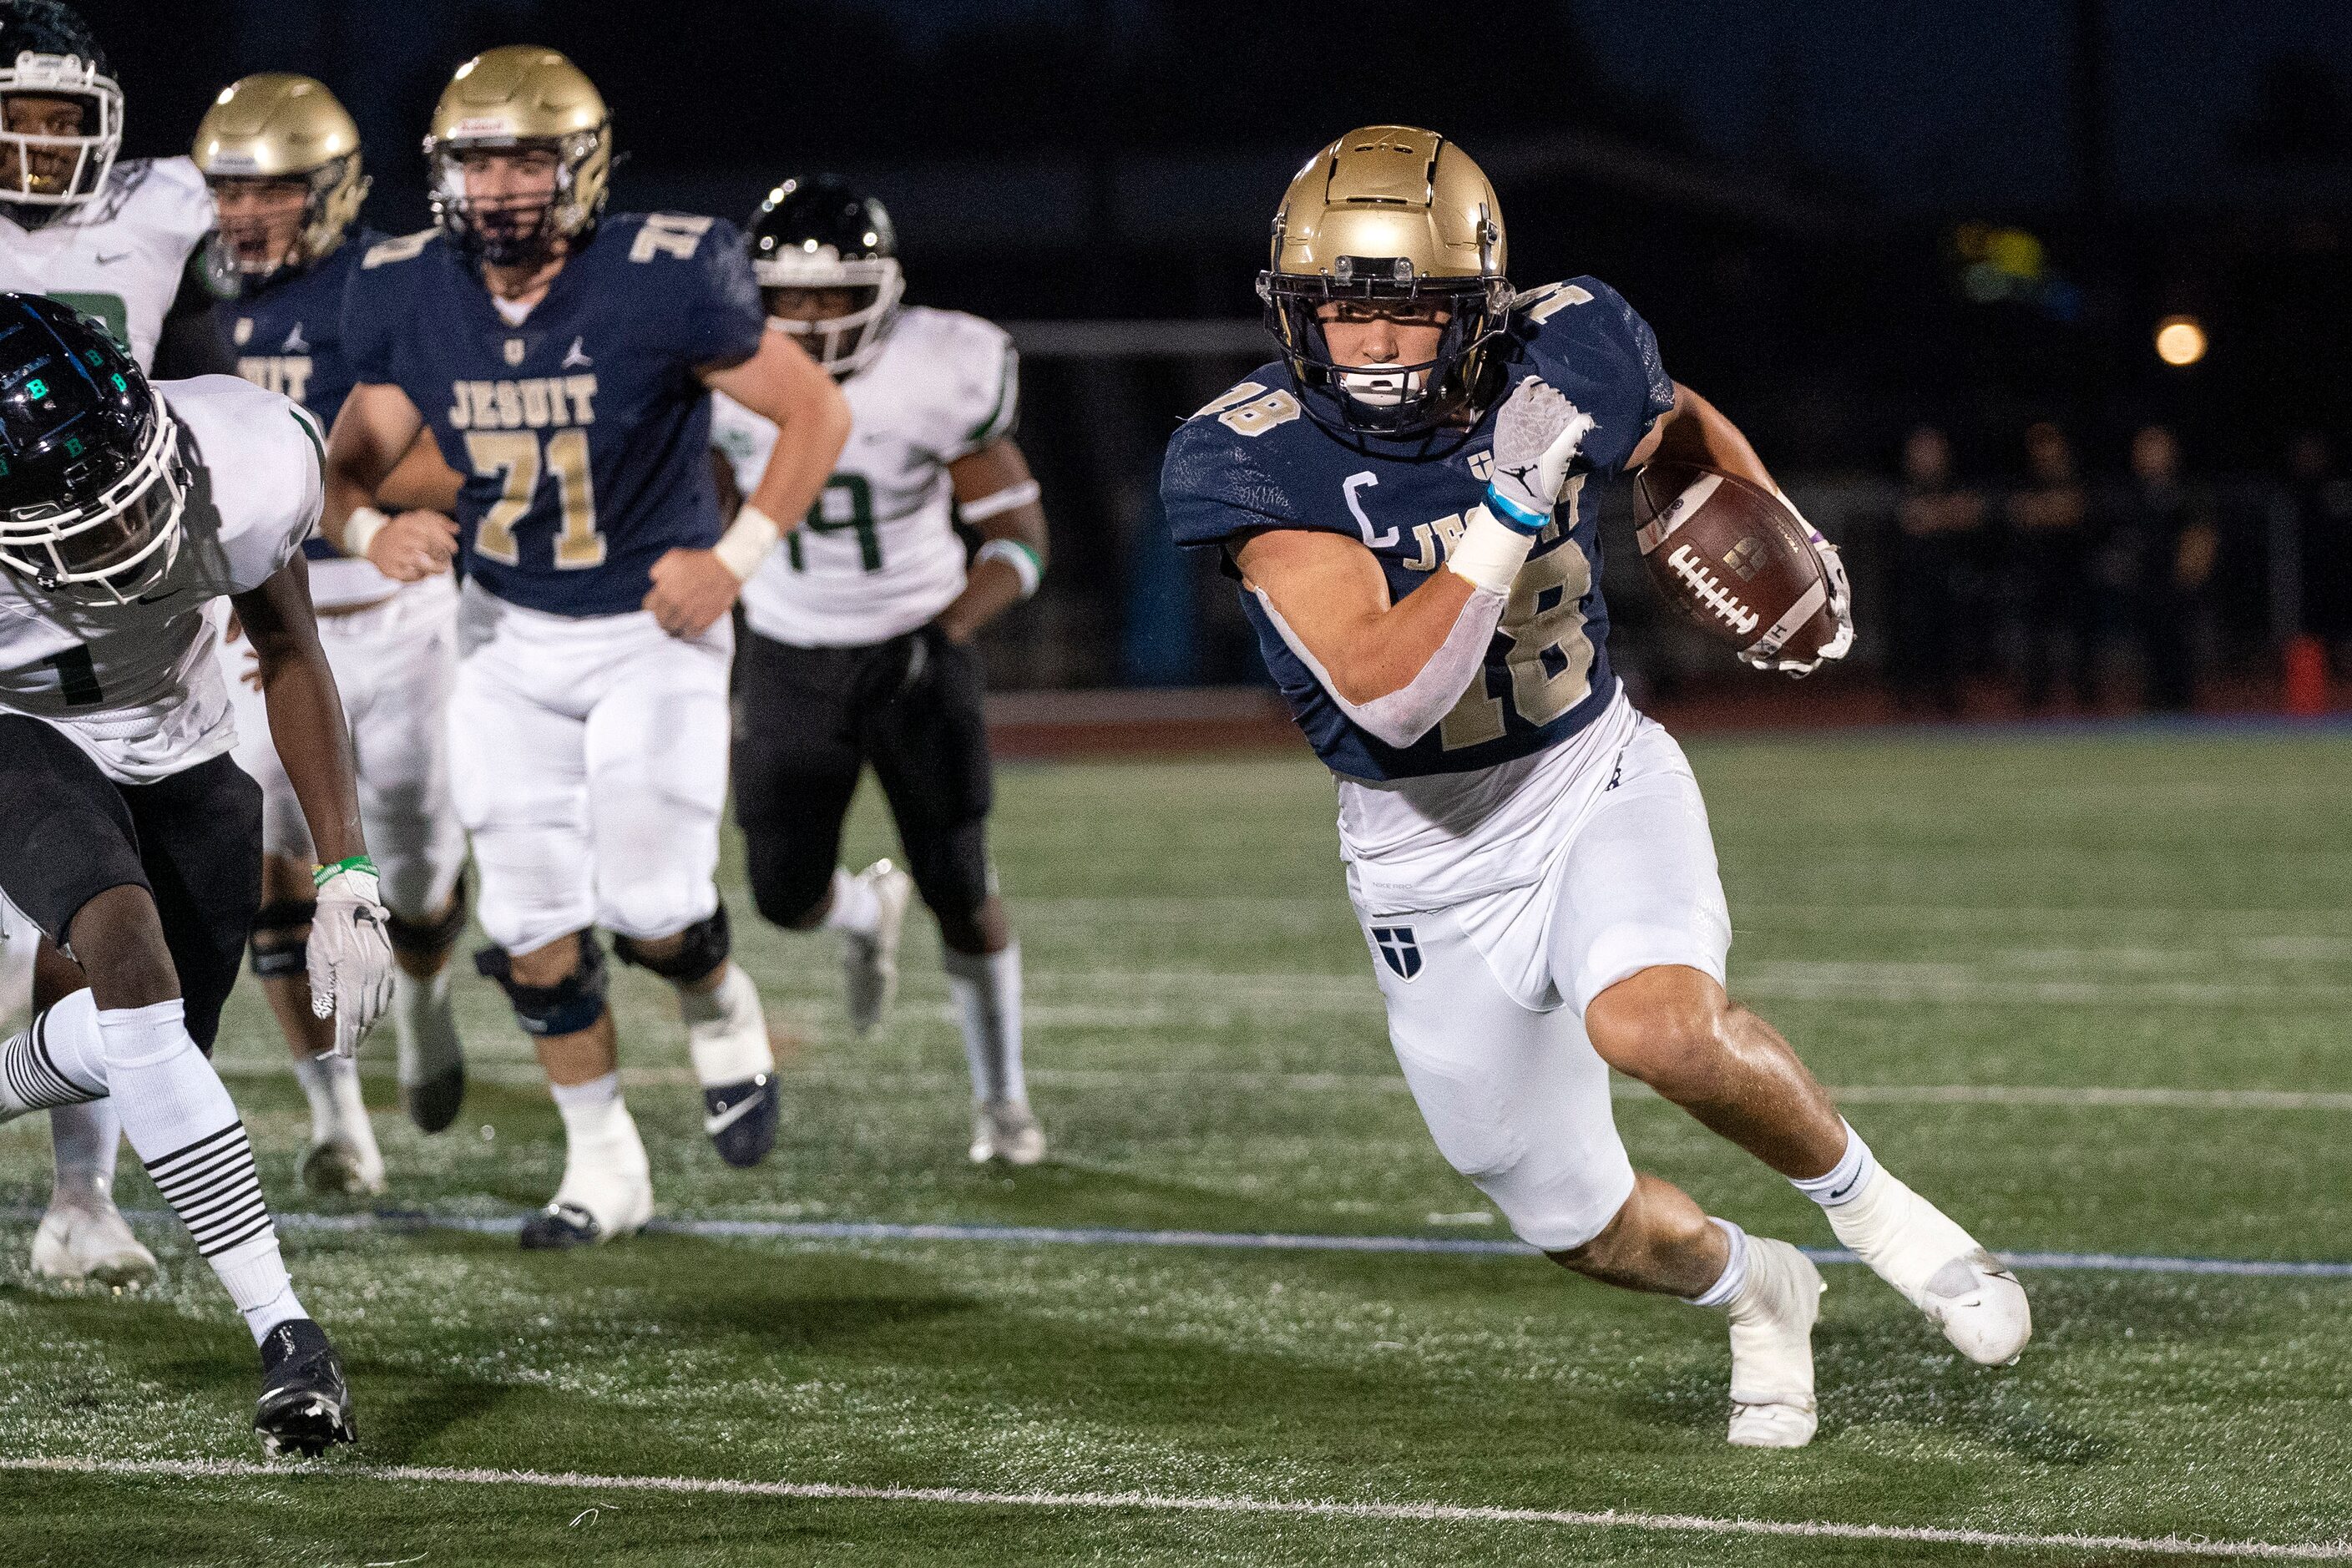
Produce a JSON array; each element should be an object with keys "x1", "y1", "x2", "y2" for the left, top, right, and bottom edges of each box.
[
  {"x1": 1258, "y1": 126, "x2": 1513, "y2": 435},
  {"x1": 422, "y1": 45, "x2": 610, "y2": 266},
  {"x1": 192, "y1": 73, "x2": 369, "y2": 280}
]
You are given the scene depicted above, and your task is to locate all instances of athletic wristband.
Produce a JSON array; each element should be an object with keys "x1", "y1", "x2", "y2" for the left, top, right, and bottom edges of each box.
[
  {"x1": 1444, "y1": 504, "x2": 1537, "y2": 594},
  {"x1": 1481, "y1": 483, "x2": 1552, "y2": 534},
  {"x1": 313, "y1": 854, "x2": 377, "y2": 888},
  {"x1": 712, "y1": 502, "x2": 783, "y2": 582},
  {"x1": 975, "y1": 537, "x2": 1042, "y2": 599},
  {"x1": 959, "y1": 480, "x2": 1040, "y2": 524},
  {"x1": 344, "y1": 506, "x2": 389, "y2": 561}
]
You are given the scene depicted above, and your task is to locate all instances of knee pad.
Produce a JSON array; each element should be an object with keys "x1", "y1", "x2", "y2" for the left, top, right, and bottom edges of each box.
[
  {"x1": 611, "y1": 901, "x2": 731, "y2": 981},
  {"x1": 473, "y1": 932, "x2": 608, "y2": 1036},
  {"x1": 248, "y1": 898, "x2": 316, "y2": 981},
  {"x1": 388, "y1": 867, "x2": 470, "y2": 960}
]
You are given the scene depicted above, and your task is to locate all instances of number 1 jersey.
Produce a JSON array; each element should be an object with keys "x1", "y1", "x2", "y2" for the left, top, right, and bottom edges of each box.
[
  {"x1": 340, "y1": 214, "x2": 766, "y2": 617},
  {"x1": 1159, "y1": 277, "x2": 1675, "y2": 783}
]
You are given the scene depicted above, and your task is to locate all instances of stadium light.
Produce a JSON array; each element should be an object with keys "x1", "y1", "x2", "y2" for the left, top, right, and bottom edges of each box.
[{"x1": 2154, "y1": 315, "x2": 2208, "y2": 367}]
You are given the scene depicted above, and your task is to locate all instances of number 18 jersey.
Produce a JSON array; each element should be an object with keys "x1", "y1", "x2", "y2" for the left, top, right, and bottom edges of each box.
[
  {"x1": 1160, "y1": 276, "x2": 1675, "y2": 783},
  {"x1": 341, "y1": 213, "x2": 766, "y2": 618}
]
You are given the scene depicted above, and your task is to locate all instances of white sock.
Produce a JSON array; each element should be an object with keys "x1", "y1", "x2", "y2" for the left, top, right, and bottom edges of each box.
[
  {"x1": 548, "y1": 1070, "x2": 649, "y2": 1211},
  {"x1": 392, "y1": 966, "x2": 462, "y2": 1084},
  {"x1": 822, "y1": 867, "x2": 881, "y2": 937},
  {"x1": 0, "y1": 989, "x2": 107, "y2": 1120},
  {"x1": 292, "y1": 1051, "x2": 373, "y2": 1148},
  {"x1": 678, "y1": 964, "x2": 773, "y2": 1086},
  {"x1": 943, "y1": 943, "x2": 1025, "y2": 1105},
  {"x1": 99, "y1": 999, "x2": 303, "y2": 1344},
  {"x1": 1789, "y1": 1120, "x2": 1877, "y2": 1208},
  {"x1": 48, "y1": 1095, "x2": 122, "y2": 1204},
  {"x1": 1682, "y1": 1217, "x2": 1750, "y2": 1308}
]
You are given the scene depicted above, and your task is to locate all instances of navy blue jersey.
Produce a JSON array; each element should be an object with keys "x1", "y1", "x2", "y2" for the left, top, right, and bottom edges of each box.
[
  {"x1": 341, "y1": 213, "x2": 766, "y2": 616},
  {"x1": 217, "y1": 232, "x2": 377, "y2": 569},
  {"x1": 1161, "y1": 278, "x2": 1674, "y2": 781}
]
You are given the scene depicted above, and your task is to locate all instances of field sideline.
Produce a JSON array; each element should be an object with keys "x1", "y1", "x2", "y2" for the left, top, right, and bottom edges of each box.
[{"x1": 4, "y1": 730, "x2": 2351, "y2": 1565}]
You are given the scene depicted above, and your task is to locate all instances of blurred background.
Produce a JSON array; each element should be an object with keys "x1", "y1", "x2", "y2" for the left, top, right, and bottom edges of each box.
[{"x1": 90, "y1": 0, "x2": 2352, "y2": 729}]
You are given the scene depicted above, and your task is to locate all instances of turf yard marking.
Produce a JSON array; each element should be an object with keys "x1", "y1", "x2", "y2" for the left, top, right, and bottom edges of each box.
[
  {"x1": 183, "y1": 1058, "x2": 2352, "y2": 1110},
  {"x1": 1, "y1": 1457, "x2": 2345, "y2": 1560},
  {"x1": 20, "y1": 1205, "x2": 2345, "y2": 1277}
]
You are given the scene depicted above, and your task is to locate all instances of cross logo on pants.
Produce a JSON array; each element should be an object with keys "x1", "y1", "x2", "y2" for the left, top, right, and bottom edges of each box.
[{"x1": 1371, "y1": 925, "x2": 1423, "y2": 981}]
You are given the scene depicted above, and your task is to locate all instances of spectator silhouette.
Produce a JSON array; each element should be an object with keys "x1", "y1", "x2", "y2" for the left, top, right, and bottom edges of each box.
[
  {"x1": 1889, "y1": 426, "x2": 1986, "y2": 714},
  {"x1": 2285, "y1": 432, "x2": 2352, "y2": 671},
  {"x1": 2007, "y1": 422, "x2": 2098, "y2": 711},
  {"x1": 2113, "y1": 425, "x2": 2218, "y2": 711}
]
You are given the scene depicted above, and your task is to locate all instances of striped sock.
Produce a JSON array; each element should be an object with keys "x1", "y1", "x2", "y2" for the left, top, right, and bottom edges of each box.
[
  {"x1": 100, "y1": 1000, "x2": 306, "y2": 1343},
  {"x1": 0, "y1": 994, "x2": 106, "y2": 1119}
]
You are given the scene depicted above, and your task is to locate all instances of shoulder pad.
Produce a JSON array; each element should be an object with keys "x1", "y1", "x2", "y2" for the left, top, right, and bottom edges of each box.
[
  {"x1": 1184, "y1": 374, "x2": 1308, "y2": 443},
  {"x1": 362, "y1": 230, "x2": 438, "y2": 269},
  {"x1": 625, "y1": 211, "x2": 726, "y2": 262}
]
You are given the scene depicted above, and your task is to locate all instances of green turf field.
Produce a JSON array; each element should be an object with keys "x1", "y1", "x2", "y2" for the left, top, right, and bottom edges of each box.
[{"x1": 4, "y1": 730, "x2": 2351, "y2": 1565}]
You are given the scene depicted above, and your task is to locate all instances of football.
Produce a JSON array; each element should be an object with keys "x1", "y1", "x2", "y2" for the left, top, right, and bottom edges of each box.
[{"x1": 1631, "y1": 460, "x2": 1840, "y2": 667}]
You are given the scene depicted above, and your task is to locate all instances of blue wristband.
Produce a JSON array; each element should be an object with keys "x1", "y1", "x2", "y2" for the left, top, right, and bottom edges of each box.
[{"x1": 1483, "y1": 484, "x2": 1551, "y2": 534}]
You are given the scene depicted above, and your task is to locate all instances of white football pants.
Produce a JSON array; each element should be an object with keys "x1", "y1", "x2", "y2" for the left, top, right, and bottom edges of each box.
[
  {"x1": 1349, "y1": 715, "x2": 1733, "y2": 1253},
  {"x1": 448, "y1": 581, "x2": 731, "y2": 956},
  {"x1": 222, "y1": 575, "x2": 468, "y2": 923}
]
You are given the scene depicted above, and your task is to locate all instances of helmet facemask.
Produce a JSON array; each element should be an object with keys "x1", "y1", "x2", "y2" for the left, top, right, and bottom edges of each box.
[
  {"x1": 427, "y1": 132, "x2": 604, "y2": 267},
  {"x1": 0, "y1": 411, "x2": 187, "y2": 605},
  {"x1": 0, "y1": 50, "x2": 121, "y2": 210},
  {"x1": 1260, "y1": 262, "x2": 1512, "y2": 438},
  {"x1": 756, "y1": 251, "x2": 903, "y2": 377},
  {"x1": 206, "y1": 155, "x2": 367, "y2": 284}
]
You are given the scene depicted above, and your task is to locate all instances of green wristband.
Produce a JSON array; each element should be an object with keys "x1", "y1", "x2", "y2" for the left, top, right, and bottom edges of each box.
[{"x1": 313, "y1": 854, "x2": 377, "y2": 888}]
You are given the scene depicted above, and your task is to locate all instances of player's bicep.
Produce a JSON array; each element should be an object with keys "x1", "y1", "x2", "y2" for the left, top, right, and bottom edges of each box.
[
  {"x1": 375, "y1": 427, "x2": 462, "y2": 513},
  {"x1": 1232, "y1": 529, "x2": 1393, "y2": 663},
  {"x1": 228, "y1": 554, "x2": 322, "y2": 665}
]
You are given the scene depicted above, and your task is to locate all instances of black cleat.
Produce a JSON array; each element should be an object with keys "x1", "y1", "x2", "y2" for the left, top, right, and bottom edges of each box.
[
  {"x1": 402, "y1": 1064, "x2": 466, "y2": 1136},
  {"x1": 701, "y1": 1075, "x2": 777, "y2": 1169},
  {"x1": 518, "y1": 1201, "x2": 606, "y2": 1250},
  {"x1": 254, "y1": 1318, "x2": 357, "y2": 1458}
]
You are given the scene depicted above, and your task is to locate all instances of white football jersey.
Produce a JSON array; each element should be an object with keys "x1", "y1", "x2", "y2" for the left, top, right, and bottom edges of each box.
[
  {"x1": 0, "y1": 376, "x2": 321, "y2": 784},
  {"x1": 713, "y1": 306, "x2": 1017, "y2": 647},
  {"x1": 0, "y1": 157, "x2": 215, "y2": 372}
]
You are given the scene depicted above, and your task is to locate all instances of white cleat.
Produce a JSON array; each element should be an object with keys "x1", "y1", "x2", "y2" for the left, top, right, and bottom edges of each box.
[
  {"x1": 969, "y1": 1097, "x2": 1046, "y2": 1166},
  {"x1": 299, "y1": 1133, "x2": 386, "y2": 1198},
  {"x1": 1724, "y1": 1236, "x2": 1823, "y2": 1449},
  {"x1": 30, "y1": 1189, "x2": 158, "y2": 1291},
  {"x1": 1828, "y1": 1168, "x2": 2031, "y2": 1367},
  {"x1": 842, "y1": 860, "x2": 913, "y2": 1037}
]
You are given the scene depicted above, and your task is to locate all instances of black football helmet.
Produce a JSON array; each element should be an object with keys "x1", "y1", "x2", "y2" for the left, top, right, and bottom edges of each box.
[
  {"x1": 746, "y1": 175, "x2": 904, "y2": 377},
  {"x1": 0, "y1": 293, "x2": 186, "y2": 604},
  {"x1": 0, "y1": 0, "x2": 121, "y2": 213}
]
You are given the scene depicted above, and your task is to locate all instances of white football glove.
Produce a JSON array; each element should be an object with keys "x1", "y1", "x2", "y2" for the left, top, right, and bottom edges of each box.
[
  {"x1": 309, "y1": 857, "x2": 394, "y2": 1058},
  {"x1": 1738, "y1": 490, "x2": 1855, "y2": 677},
  {"x1": 1485, "y1": 376, "x2": 1596, "y2": 533}
]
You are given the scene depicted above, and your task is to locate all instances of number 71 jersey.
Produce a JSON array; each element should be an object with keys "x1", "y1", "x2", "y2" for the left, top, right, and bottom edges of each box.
[
  {"x1": 1159, "y1": 276, "x2": 1676, "y2": 782},
  {"x1": 341, "y1": 213, "x2": 766, "y2": 617}
]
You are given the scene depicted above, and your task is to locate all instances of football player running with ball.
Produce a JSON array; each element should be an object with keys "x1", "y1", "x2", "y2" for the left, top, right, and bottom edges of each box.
[
  {"x1": 0, "y1": 0, "x2": 239, "y2": 1292},
  {"x1": 711, "y1": 177, "x2": 1049, "y2": 1165},
  {"x1": 0, "y1": 295, "x2": 388, "y2": 1454},
  {"x1": 1160, "y1": 129, "x2": 2030, "y2": 1447},
  {"x1": 321, "y1": 48, "x2": 849, "y2": 1248},
  {"x1": 195, "y1": 73, "x2": 473, "y2": 1196}
]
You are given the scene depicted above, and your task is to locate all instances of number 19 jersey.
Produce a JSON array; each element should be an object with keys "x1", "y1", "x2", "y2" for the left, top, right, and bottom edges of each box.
[
  {"x1": 340, "y1": 213, "x2": 766, "y2": 617},
  {"x1": 1159, "y1": 276, "x2": 1675, "y2": 784},
  {"x1": 711, "y1": 306, "x2": 1017, "y2": 648}
]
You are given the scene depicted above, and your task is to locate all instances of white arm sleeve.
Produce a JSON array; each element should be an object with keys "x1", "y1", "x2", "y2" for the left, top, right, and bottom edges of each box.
[{"x1": 1251, "y1": 582, "x2": 1509, "y2": 750}]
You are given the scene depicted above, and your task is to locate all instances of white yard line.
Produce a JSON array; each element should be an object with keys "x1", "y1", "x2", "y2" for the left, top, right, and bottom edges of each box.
[
  {"x1": 0, "y1": 1456, "x2": 2342, "y2": 1560},
  {"x1": 185, "y1": 1057, "x2": 2352, "y2": 1110}
]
